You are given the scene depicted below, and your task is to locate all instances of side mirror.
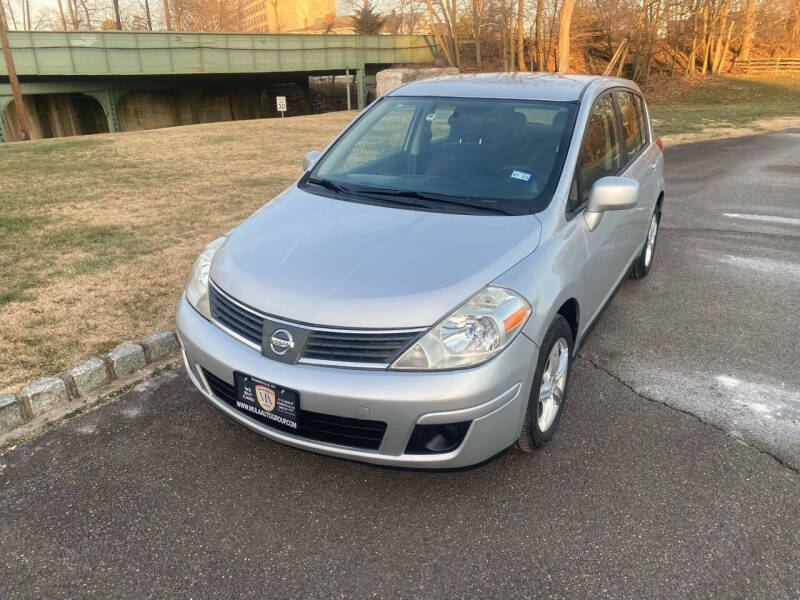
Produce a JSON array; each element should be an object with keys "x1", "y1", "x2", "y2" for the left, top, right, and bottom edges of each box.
[
  {"x1": 303, "y1": 150, "x2": 321, "y2": 172},
  {"x1": 584, "y1": 176, "x2": 639, "y2": 231}
]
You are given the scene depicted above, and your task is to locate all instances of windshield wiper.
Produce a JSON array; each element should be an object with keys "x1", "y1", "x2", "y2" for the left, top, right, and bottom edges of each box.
[
  {"x1": 307, "y1": 176, "x2": 352, "y2": 195},
  {"x1": 352, "y1": 188, "x2": 517, "y2": 215},
  {"x1": 306, "y1": 178, "x2": 516, "y2": 215},
  {"x1": 307, "y1": 177, "x2": 429, "y2": 209}
]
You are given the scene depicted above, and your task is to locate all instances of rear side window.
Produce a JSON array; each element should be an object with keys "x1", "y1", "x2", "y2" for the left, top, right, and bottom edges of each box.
[
  {"x1": 577, "y1": 94, "x2": 622, "y2": 205},
  {"x1": 614, "y1": 90, "x2": 645, "y2": 158}
]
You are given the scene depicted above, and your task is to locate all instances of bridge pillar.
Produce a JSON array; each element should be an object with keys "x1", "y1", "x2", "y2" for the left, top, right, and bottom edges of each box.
[
  {"x1": 0, "y1": 95, "x2": 14, "y2": 143},
  {"x1": 84, "y1": 88, "x2": 125, "y2": 133},
  {"x1": 356, "y1": 68, "x2": 366, "y2": 110}
]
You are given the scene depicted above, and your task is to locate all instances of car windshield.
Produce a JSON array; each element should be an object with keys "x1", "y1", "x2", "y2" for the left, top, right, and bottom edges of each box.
[{"x1": 305, "y1": 96, "x2": 577, "y2": 215}]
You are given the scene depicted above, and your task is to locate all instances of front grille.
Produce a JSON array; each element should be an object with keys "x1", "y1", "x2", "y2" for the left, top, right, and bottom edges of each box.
[
  {"x1": 209, "y1": 283, "x2": 422, "y2": 366},
  {"x1": 202, "y1": 368, "x2": 387, "y2": 450},
  {"x1": 303, "y1": 330, "x2": 420, "y2": 364},
  {"x1": 209, "y1": 285, "x2": 262, "y2": 346}
]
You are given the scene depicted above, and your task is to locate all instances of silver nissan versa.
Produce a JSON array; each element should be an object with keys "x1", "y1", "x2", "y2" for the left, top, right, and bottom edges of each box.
[{"x1": 176, "y1": 73, "x2": 665, "y2": 468}]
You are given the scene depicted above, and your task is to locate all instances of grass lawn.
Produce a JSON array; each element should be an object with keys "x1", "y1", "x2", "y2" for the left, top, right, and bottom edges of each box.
[
  {"x1": 646, "y1": 74, "x2": 800, "y2": 142},
  {"x1": 1, "y1": 73, "x2": 799, "y2": 392},
  {"x1": 0, "y1": 112, "x2": 356, "y2": 392}
]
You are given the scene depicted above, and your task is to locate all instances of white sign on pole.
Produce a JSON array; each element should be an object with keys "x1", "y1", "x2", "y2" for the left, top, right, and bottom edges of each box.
[{"x1": 276, "y1": 96, "x2": 287, "y2": 117}]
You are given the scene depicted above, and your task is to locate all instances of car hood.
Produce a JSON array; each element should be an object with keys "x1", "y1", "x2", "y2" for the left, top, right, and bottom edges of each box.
[{"x1": 210, "y1": 186, "x2": 541, "y2": 329}]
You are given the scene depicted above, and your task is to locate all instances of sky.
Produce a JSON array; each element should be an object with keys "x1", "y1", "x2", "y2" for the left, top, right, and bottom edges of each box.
[{"x1": 8, "y1": 0, "x2": 364, "y2": 29}]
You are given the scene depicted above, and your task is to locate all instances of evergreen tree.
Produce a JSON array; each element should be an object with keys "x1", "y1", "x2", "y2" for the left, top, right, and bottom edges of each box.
[{"x1": 351, "y1": 2, "x2": 386, "y2": 35}]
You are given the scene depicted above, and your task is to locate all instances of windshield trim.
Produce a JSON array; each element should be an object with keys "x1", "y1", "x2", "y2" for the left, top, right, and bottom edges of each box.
[{"x1": 301, "y1": 95, "x2": 579, "y2": 216}]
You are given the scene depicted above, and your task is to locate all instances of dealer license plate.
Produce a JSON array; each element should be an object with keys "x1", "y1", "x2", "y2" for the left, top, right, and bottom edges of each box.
[{"x1": 234, "y1": 372, "x2": 300, "y2": 430}]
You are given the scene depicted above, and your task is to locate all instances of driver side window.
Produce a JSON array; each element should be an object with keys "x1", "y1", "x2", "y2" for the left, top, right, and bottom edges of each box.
[
  {"x1": 576, "y1": 94, "x2": 622, "y2": 207},
  {"x1": 342, "y1": 103, "x2": 416, "y2": 172}
]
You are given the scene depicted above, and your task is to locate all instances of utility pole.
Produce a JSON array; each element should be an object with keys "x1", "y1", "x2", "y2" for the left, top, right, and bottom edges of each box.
[{"x1": 0, "y1": 0, "x2": 30, "y2": 140}]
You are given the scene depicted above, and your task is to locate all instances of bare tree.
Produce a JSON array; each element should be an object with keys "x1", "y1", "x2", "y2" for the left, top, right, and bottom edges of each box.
[
  {"x1": 112, "y1": 0, "x2": 122, "y2": 28},
  {"x1": 268, "y1": 0, "x2": 280, "y2": 31},
  {"x1": 738, "y1": 0, "x2": 755, "y2": 62},
  {"x1": 558, "y1": 0, "x2": 576, "y2": 72},
  {"x1": 472, "y1": 0, "x2": 483, "y2": 69},
  {"x1": 162, "y1": 0, "x2": 172, "y2": 29},
  {"x1": 534, "y1": 0, "x2": 545, "y2": 70},
  {"x1": 515, "y1": 0, "x2": 526, "y2": 69}
]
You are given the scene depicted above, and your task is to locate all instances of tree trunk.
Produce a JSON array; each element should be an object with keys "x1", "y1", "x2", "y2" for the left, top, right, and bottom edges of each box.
[
  {"x1": 66, "y1": 0, "x2": 77, "y2": 29},
  {"x1": 3, "y1": 0, "x2": 17, "y2": 29},
  {"x1": 616, "y1": 41, "x2": 629, "y2": 77},
  {"x1": 506, "y1": 0, "x2": 515, "y2": 70},
  {"x1": 790, "y1": 6, "x2": 800, "y2": 58},
  {"x1": 711, "y1": 0, "x2": 729, "y2": 73},
  {"x1": 447, "y1": 0, "x2": 460, "y2": 67},
  {"x1": 500, "y1": 0, "x2": 510, "y2": 70},
  {"x1": 700, "y1": 2, "x2": 710, "y2": 74},
  {"x1": 112, "y1": 0, "x2": 122, "y2": 29},
  {"x1": 424, "y1": 0, "x2": 455, "y2": 67},
  {"x1": 515, "y1": 0, "x2": 526, "y2": 70},
  {"x1": 738, "y1": 0, "x2": 755, "y2": 62},
  {"x1": 162, "y1": 0, "x2": 171, "y2": 30},
  {"x1": 714, "y1": 20, "x2": 734, "y2": 73},
  {"x1": 0, "y1": 1, "x2": 30, "y2": 138},
  {"x1": 144, "y1": 0, "x2": 153, "y2": 30},
  {"x1": 56, "y1": 0, "x2": 68, "y2": 29},
  {"x1": 534, "y1": 0, "x2": 544, "y2": 70},
  {"x1": 557, "y1": 0, "x2": 575, "y2": 73},
  {"x1": 603, "y1": 38, "x2": 627, "y2": 76},
  {"x1": 271, "y1": 1, "x2": 280, "y2": 31},
  {"x1": 472, "y1": 0, "x2": 482, "y2": 70},
  {"x1": 78, "y1": 0, "x2": 90, "y2": 29}
]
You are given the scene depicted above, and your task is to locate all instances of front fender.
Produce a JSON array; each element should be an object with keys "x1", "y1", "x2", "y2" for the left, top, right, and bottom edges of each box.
[{"x1": 492, "y1": 218, "x2": 587, "y2": 349}]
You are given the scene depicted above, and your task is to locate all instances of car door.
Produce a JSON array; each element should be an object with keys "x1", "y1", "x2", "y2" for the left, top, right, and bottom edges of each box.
[
  {"x1": 572, "y1": 92, "x2": 631, "y2": 326},
  {"x1": 613, "y1": 89, "x2": 658, "y2": 262}
]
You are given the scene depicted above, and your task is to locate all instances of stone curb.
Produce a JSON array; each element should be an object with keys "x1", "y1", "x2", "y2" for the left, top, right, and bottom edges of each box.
[{"x1": 0, "y1": 329, "x2": 181, "y2": 436}]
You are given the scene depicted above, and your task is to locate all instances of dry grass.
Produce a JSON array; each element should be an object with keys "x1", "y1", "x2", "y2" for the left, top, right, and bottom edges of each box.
[
  {"x1": 647, "y1": 74, "x2": 800, "y2": 141},
  {"x1": 0, "y1": 112, "x2": 356, "y2": 392}
]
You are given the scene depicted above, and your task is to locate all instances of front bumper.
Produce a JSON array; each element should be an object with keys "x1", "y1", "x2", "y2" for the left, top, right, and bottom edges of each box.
[{"x1": 176, "y1": 296, "x2": 538, "y2": 468}]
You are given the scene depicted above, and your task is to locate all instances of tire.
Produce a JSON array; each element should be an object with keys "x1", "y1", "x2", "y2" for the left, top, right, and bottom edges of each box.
[
  {"x1": 630, "y1": 208, "x2": 660, "y2": 279},
  {"x1": 517, "y1": 315, "x2": 574, "y2": 452}
]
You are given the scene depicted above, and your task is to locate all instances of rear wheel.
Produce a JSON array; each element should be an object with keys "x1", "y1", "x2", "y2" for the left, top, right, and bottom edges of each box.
[
  {"x1": 517, "y1": 315, "x2": 573, "y2": 452},
  {"x1": 630, "y1": 209, "x2": 660, "y2": 279}
]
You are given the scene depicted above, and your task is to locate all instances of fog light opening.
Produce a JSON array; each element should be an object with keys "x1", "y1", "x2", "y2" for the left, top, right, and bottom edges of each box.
[{"x1": 405, "y1": 421, "x2": 471, "y2": 455}]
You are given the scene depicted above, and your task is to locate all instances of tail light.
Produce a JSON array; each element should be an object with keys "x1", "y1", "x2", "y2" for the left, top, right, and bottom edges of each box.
[{"x1": 655, "y1": 136, "x2": 664, "y2": 151}]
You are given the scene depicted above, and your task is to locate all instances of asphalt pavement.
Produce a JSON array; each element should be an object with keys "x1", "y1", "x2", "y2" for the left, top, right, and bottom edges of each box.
[
  {"x1": 582, "y1": 127, "x2": 800, "y2": 468},
  {"x1": 1, "y1": 131, "x2": 799, "y2": 599}
]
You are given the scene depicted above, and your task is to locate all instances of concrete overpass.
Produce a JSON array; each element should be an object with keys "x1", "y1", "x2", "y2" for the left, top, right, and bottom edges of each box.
[{"x1": 0, "y1": 31, "x2": 439, "y2": 142}]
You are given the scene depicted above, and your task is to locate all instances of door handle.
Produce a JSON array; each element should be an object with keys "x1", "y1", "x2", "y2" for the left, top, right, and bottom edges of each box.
[{"x1": 650, "y1": 161, "x2": 657, "y2": 170}]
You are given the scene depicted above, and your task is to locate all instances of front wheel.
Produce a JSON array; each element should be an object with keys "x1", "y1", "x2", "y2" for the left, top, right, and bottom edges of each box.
[
  {"x1": 517, "y1": 315, "x2": 574, "y2": 452},
  {"x1": 630, "y1": 209, "x2": 660, "y2": 279}
]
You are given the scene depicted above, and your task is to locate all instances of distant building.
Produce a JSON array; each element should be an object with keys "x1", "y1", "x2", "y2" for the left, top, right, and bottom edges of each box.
[{"x1": 239, "y1": 0, "x2": 336, "y2": 33}]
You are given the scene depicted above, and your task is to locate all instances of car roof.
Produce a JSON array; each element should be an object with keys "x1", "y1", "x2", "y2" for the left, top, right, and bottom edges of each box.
[{"x1": 385, "y1": 72, "x2": 638, "y2": 102}]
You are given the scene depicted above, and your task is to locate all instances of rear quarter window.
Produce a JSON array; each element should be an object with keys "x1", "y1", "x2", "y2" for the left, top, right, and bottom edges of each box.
[
  {"x1": 634, "y1": 95, "x2": 649, "y2": 144},
  {"x1": 614, "y1": 90, "x2": 645, "y2": 158}
]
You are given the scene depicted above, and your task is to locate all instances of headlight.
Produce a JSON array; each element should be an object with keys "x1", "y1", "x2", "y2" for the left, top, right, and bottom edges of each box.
[
  {"x1": 185, "y1": 235, "x2": 228, "y2": 319},
  {"x1": 391, "y1": 286, "x2": 531, "y2": 370}
]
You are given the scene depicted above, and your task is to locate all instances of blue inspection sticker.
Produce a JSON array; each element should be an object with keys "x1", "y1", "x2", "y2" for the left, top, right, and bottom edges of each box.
[{"x1": 509, "y1": 170, "x2": 533, "y2": 182}]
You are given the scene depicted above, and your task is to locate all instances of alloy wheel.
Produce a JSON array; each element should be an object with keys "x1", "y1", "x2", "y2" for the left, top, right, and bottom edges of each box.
[
  {"x1": 644, "y1": 213, "x2": 658, "y2": 268},
  {"x1": 537, "y1": 338, "x2": 569, "y2": 432}
]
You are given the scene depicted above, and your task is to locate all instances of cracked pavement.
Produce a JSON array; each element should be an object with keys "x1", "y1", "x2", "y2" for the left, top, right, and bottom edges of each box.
[
  {"x1": 1, "y1": 131, "x2": 799, "y2": 598},
  {"x1": 581, "y1": 127, "x2": 800, "y2": 470}
]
